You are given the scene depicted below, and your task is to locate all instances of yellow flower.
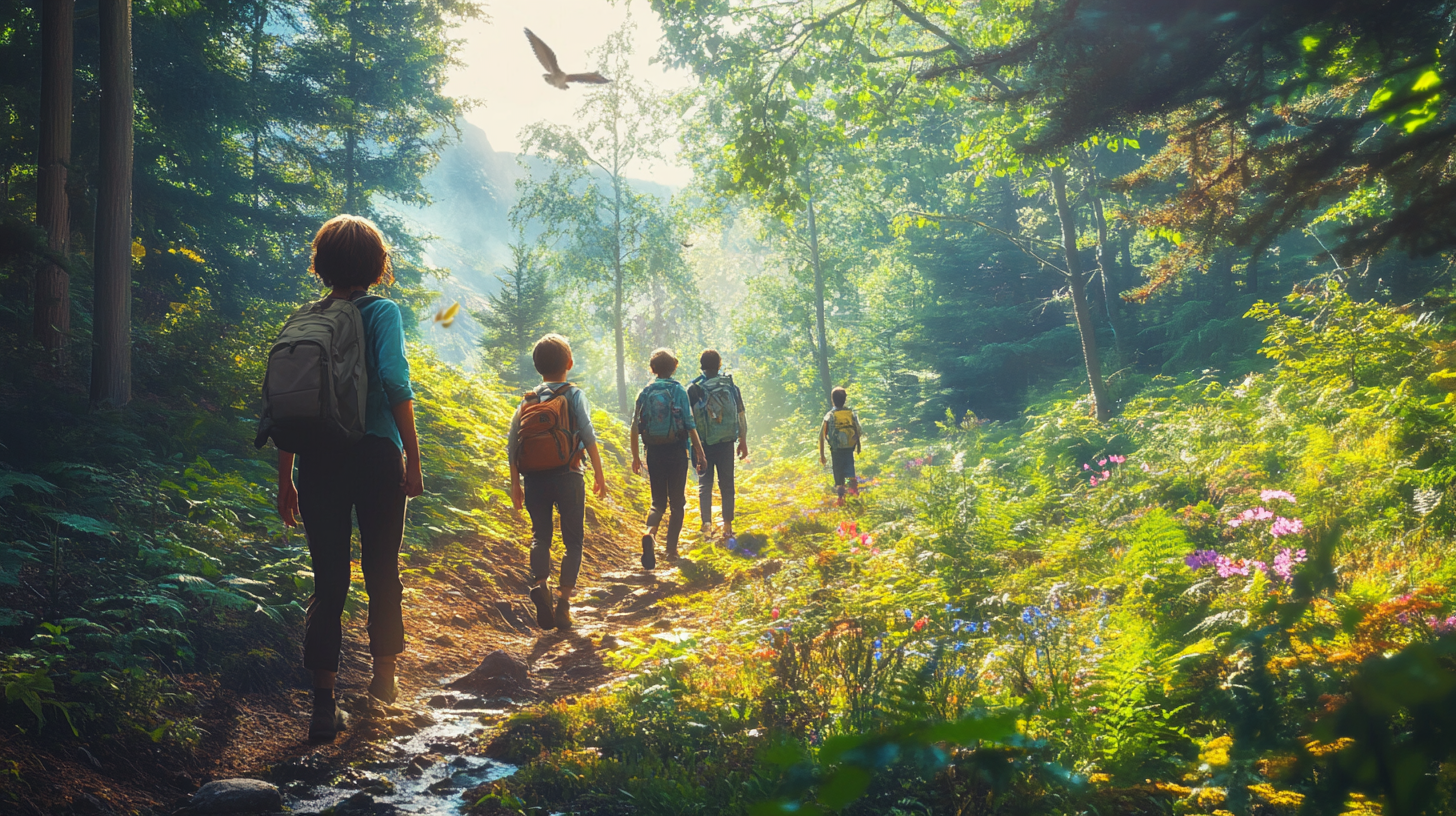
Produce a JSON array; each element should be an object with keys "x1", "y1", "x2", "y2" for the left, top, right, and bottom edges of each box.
[{"x1": 1200, "y1": 735, "x2": 1234, "y2": 767}]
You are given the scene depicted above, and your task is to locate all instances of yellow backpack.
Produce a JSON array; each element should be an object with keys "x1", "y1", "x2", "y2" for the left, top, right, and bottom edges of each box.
[{"x1": 829, "y1": 409, "x2": 858, "y2": 449}]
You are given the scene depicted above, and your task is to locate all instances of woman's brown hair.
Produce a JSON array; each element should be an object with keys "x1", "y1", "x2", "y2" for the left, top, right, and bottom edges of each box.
[{"x1": 309, "y1": 214, "x2": 394, "y2": 289}]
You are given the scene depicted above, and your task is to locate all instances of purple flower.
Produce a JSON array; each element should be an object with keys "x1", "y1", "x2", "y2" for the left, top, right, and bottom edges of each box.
[
  {"x1": 1271, "y1": 547, "x2": 1307, "y2": 581},
  {"x1": 1185, "y1": 549, "x2": 1220, "y2": 569},
  {"x1": 1215, "y1": 556, "x2": 1250, "y2": 578}
]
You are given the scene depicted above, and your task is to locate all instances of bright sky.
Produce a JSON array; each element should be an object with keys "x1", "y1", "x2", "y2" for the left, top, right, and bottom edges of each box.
[{"x1": 446, "y1": 0, "x2": 697, "y2": 188}]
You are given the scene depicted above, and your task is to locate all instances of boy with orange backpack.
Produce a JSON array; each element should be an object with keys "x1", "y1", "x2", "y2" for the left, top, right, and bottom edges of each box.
[{"x1": 508, "y1": 334, "x2": 608, "y2": 630}]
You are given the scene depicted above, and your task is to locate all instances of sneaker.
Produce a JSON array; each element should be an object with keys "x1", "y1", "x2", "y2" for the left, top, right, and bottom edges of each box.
[
  {"x1": 529, "y1": 584, "x2": 557, "y2": 629},
  {"x1": 700, "y1": 522, "x2": 713, "y2": 535},
  {"x1": 666, "y1": 542, "x2": 679, "y2": 561},
  {"x1": 641, "y1": 534, "x2": 656, "y2": 571},
  {"x1": 368, "y1": 675, "x2": 398, "y2": 704},
  {"x1": 308, "y1": 694, "x2": 347, "y2": 743},
  {"x1": 555, "y1": 596, "x2": 572, "y2": 630}
]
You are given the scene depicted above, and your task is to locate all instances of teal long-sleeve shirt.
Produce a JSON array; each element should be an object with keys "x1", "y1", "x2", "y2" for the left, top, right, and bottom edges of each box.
[{"x1": 358, "y1": 297, "x2": 414, "y2": 450}]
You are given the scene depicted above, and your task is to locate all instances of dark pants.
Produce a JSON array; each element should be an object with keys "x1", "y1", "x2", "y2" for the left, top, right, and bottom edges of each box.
[
  {"x1": 646, "y1": 444, "x2": 688, "y2": 549},
  {"x1": 296, "y1": 436, "x2": 407, "y2": 672},
  {"x1": 524, "y1": 470, "x2": 586, "y2": 590},
  {"x1": 698, "y1": 441, "x2": 736, "y2": 527},
  {"x1": 831, "y1": 447, "x2": 857, "y2": 494}
]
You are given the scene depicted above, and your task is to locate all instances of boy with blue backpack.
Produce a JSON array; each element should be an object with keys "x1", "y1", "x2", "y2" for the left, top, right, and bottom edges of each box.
[
  {"x1": 631, "y1": 348, "x2": 707, "y2": 568},
  {"x1": 688, "y1": 349, "x2": 747, "y2": 541}
]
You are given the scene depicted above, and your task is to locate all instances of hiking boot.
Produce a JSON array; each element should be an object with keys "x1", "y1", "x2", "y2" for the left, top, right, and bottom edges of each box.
[
  {"x1": 641, "y1": 534, "x2": 656, "y2": 571},
  {"x1": 368, "y1": 675, "x2": 398, "y2": 704},
  {"x1": 529, "y1": 584, "x2": 557, "y2": 629},
  {"x1": 555, "y1": 596, "x2": 572, "y2": 630},
  {"x1": 308, "y1": 693, "x2": 347, "y2": 743}
]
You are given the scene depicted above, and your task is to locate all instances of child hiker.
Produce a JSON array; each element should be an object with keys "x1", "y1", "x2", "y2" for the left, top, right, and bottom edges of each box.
[
  {"x1": 270, "y1": 215, "x2": 424, "y2": 743},
  {"x1": 819, "y1": 385, "x2": 863, "y2": 505},
  {"x1": 631, "y1": 348, "x2": 707, "y2": 568},
  {"x1": 508, "y1": 334, "x2": 608, "y2": 631},
  {"x1": 688, "y1": 349, "x2": 747, "y2": 541}
]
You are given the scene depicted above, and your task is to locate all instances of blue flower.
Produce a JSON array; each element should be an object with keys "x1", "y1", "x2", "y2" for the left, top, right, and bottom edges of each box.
[
  {"x1": 954, "y1": 667, "x2": 967, "y2": 678},
  {"x1": 874, "y1": 650, "x2": 882, "y2": 661},
  {"x1": 1020, "y1": 609, "x2": 1034, "y2": 624},
  {"x1": 1093, "y1": 635, "x2": 1103, "y2": 646},
  {"x1": 981, "y1": 622, "x2": 992, "y2": 633},
  {"x1": 873, "y1": 639, "x2": 882, "y2": 649},
  {"x1": 903, "y1": 609, "x2": 913, "y2": 620}
]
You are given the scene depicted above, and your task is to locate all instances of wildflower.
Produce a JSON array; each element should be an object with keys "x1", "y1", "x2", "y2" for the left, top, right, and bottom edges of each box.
[
  {"x1": 1141, "y1": 463, "x2": 1151, "y2": 472},
  {"x1": 1184, "y1": 550, "x2": 1220, "y2": 569},
  {"x1": 874, "y1": 650, "x2": 882, "y2": 661},
  {"x1": 1271, "y1": 548, "x2": 1307, "y2": 581},
  {"x1": 1270, "y1": 517, "x2": 1305, "y2": 538},
  {"x1": 1261, "y1": 489, "x2": 1297, "y2": 504},
  {"x1": 1098, "y1": 458, "x2": 1107, "y2": 467},
  {"x1": 951, "y1": 620, "x2": 962, "y2": 632},
  {"x1": 772, "y1": 608, "x2": 780, "y2": 620},
  {"x1": 954, "y1": 667, "x2": 967, "y2": 677},
  {"x1": 1090, "y1": 477, "x2": 1099, "y2": 487},
  {"x1": 1083, "y1": 463, "x2": 1090, "y2": 471},
  {"x1": 1215, "y1": 556, "x2": 1250, "y2": 578},
  {"x1": 1093, "y1": 635, "x2": 1103, "y2": 646},
  {"x1": 859, "y1": 533, "x2": 872, "y2": 546},
  {"x1": 913, "y1": 617, "x2": 928, "y2": 632},
  {"x1": 904, "y1": 609, "x2": 913, "y2": 620},
  {"x1": 873, "y1": 638, "x2": 882, "y2": 649},
  {"x1": 1102, "y1": 470, "x2": 1111, "y2": 479}
]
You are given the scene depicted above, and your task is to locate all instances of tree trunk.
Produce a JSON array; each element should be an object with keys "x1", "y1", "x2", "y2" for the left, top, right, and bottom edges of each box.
[
  {"x1": 34, "y1": 0, "x2": 74, "y2": 363},
  {"x1": 1052, "y1": 166, "x2": 1110, "y2": 422},
  {"x1": 612, "y1": 176, "x2": 629, "y2": 414},
  {"x1": 806, "y1": 177, "x2": 834, "y2": 404},
  {"x1": 91, "y1": 0, "x2": 133, "y2": 409},
  {"x1": 1091, "y1": 195, "x2": 1131, "y2": 362}
]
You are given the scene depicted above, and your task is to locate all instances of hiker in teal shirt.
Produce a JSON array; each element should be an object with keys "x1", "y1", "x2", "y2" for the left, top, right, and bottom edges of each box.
[{"x1": 630, "y1": 348, "x2": 706, "y2": 568}]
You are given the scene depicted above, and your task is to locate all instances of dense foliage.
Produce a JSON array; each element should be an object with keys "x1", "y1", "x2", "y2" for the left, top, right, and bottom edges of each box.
[{"x1": 474, "y1": 283, "x2": 1456, "y2": 816}]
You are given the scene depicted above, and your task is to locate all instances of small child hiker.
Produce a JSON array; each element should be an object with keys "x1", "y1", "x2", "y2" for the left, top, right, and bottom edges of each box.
[
  {"x1": 688, "y1": 349, "x2": 747, "y2": 541},
  {"x1": 631, "y1": 348, "x2": 707, "y2": 568},
  {"x1": 267, "y1": 215, "x2": 424, "y2": 743},
  {"x1": 819, "y1": 385, "x2": 863, "y2": 505},
  {"x1": 508, "y1": 334, "x2": 608, "y2": 631}
]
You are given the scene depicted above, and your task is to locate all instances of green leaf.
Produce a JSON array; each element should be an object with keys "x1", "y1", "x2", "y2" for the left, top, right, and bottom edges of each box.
[
  {"x1": 46, "y1": 512, "x2": 117, "y2": 538},
  {"x1": 817, "y1": 766, "x2": 872, "y2": 811}
]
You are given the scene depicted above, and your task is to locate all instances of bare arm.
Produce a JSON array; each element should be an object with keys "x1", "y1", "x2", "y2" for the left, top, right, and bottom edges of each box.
[
  {"x1": 689, "y1": 429, "x2": 706, "y2": 473},
  {"x1": 277, "y1": 451, "x2": 298, "y2": 526},
  {"x1": 737, "y1": 411, "x2": 749, "y2": 459},
  {"x1": 819, "y1": 422, "x2": 828, "y2": 463},
  {"x1": 630, "y1": 404, "x2": 643, "y2": 474},
  {"x1": 392, "y1": 400, "x2": 424, "y2": 498},
  {"x1": 586, "y1": 441, "x2": 607, "y2": 497}
]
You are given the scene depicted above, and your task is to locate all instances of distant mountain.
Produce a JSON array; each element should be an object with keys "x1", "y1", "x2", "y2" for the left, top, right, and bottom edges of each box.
[{"x1": 393, "y1": 118, "x2": 677, "y2": 366}]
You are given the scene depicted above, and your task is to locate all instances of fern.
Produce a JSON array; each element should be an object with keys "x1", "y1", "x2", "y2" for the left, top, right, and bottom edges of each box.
[{"x1": 1120, "y1": 509, "x2": 1191, "y2": 579}]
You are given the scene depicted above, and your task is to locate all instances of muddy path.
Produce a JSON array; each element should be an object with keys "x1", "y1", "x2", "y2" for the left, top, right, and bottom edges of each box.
[{"x1": 247, "y1": 540, "x2": 710, "y2": 816}]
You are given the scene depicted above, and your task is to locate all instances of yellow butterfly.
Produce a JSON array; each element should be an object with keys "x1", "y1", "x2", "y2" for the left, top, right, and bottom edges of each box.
[{"x1": 433, "y1": 301, "x2": 461, "y2": 329}]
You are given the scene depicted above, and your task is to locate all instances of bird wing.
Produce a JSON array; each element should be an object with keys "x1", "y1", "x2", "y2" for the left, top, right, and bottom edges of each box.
[
  {"x1": 524, "y1": 28, "x2": 560, "y2": 74},
  {"x1": 564, "y1": 72, "x2": 612, "y2": 85}
]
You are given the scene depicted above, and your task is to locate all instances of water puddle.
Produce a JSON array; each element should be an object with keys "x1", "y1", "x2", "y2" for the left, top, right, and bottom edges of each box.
[{"x1": 282, "y1": 691, "x2": 518, "y2": 816}]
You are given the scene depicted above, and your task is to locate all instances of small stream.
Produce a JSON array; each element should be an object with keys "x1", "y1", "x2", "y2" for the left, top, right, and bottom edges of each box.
[{"x1": 280, "y1": 690, "x2": 518, "y2": 816}]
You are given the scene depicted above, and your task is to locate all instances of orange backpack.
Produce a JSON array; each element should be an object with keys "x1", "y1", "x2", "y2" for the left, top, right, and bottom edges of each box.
[{"x1": 516, "y1": 384, "x2": 582, "y2": 473}]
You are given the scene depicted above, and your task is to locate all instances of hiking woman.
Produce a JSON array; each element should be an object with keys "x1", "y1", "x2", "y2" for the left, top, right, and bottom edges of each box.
[{"x1": 275, "y1": 215, "x2": 424, "y2": 742}]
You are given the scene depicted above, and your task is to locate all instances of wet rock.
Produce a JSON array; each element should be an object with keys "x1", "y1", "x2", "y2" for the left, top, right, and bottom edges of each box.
[
  {"x1": 333, "y1": 791, "x2": 395, "y2": 816},
  {"x1": 404, "y1": 753, "x2": 440, "y2": 778},
  {"x1": 426, "y1": 693, "x2": 453, "y2": 708},
  {"x1": 179, "y1": 779, "x2": 282, "y2": 815},
  {"x1": 445, "y1": 650, "x2": 530, "y2": 696},
  {"x1": 269, "y1": 754, "x2": 334, "y2": 784}
]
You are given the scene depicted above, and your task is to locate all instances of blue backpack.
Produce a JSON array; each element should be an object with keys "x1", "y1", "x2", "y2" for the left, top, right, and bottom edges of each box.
[{"x1": 638, "y1": 381, "x2": 686, "y2": 446}]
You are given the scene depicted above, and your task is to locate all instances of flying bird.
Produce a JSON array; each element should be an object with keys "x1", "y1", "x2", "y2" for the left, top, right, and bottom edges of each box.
[{"x1": 524, "y1": 28, "x2": 611, "y2": 90}]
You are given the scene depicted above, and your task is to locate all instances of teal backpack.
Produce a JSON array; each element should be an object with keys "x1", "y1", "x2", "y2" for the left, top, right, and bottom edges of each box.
[
  {"x1": 638, "y1": 381, "x2": 686, "y2": 446},
  {"x1": 694, "y1": 375, "x2": 739, "y2": 446}
]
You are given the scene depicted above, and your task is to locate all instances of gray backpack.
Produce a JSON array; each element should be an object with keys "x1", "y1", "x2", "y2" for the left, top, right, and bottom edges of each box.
[{"x1": 254, "y1": 292, "x2": 379, "y2": 454}]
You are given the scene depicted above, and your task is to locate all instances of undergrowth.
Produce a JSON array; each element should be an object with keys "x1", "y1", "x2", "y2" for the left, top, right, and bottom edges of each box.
[{"x1": 471, "y1": 283, "x2": 1456, "y2": 816}]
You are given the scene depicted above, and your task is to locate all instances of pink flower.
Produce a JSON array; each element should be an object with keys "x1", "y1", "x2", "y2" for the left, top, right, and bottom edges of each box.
[
  {"x1": 1270, "y1": 517, "x2": 1304, "y2": 538},
  {"x1": 1261, "y1": 489, "x2": 1297, "y2": 504},
  {"x1": 1141, "y1": 463, "x2": 1150, "y2": 472},
  {"x1": 1083, "y1": 463, "x2": 1090, "y2": 471},
  {"x1": 1090, "y1": 477, "x2": 1099, "y2": 486},
  {"x1": 1271, "y1": 547, "x2": 1307, "y2": 580},
  {"x1": 1215, "y1": 556, "x2": 1250, "y2": 578},
  {"x1": 1101, "y1": 470, "x2": 1111, "y2": 479},
  {"x1": 1098, "y1": 458, "x2": 1108, "y2": 467},
  {"x1": 772, "y1": 608, "x2": 780, "y2": 620}
]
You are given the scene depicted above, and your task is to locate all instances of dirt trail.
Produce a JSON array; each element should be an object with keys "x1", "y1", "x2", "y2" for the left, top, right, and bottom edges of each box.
[{"x1": 241, "y1": 531, "x2": 714, "y2": 816}]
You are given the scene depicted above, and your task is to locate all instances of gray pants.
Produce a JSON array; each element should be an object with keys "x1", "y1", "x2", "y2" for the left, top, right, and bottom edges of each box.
[{"x1": 699, "y1": 441, "x2": 736, "y2": 526}]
